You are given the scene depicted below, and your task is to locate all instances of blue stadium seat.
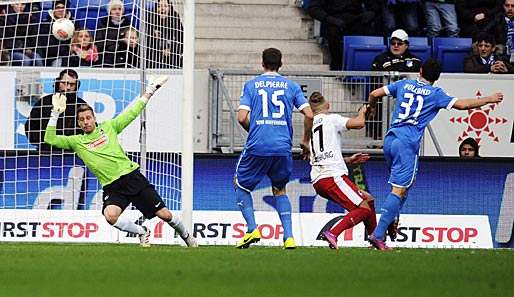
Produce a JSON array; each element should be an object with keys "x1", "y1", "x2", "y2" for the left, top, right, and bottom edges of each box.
[
  {"x1": 432, "y1": 37, "x2": 472, "y2": 73},
  {"x1": 343, "y1": 36, "x2": 386, "y2": 71},
  {"x1": 407, "y1": 37, "x2": 431, "y2": 63},
  {"x1": 302, "y1": 0, "x2": 310, "y2": 10}
]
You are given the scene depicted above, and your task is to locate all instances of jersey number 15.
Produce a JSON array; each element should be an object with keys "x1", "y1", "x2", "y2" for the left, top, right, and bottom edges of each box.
[{"x1": 258, "y1": 89, "x2": 285, "y2": 118}]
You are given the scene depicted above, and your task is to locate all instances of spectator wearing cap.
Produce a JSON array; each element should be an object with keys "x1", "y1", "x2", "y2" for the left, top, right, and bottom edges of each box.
[
  {"x1": 36, "y1": 0, "x2": 74, "y2": 66},
  {"x1": 96, "y1": 0, "x2": 132, "y2": 67},
  {"x1": 371, "y1": 29, "x2": 422, "y2": 71},
  {"x1": 423, "y1": 0, "x2": 460, "y2": 37},
  {"x1": 463, "y1": 32, "x2": 514, "y2": 73},
  {"x1": 368, "y1": 29, "x2": 421, "y2": 140}
]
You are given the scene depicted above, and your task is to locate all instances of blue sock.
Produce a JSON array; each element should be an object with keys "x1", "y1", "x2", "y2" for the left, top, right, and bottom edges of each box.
[
  {"x1": 235, "y1": 188, "x2": 256, "y2": 232},
  {"x1": 275, "y1": 195, "x2": 293, "y2": 240},
  {"x1": 396, "y1": 195, "x2": 407, "y2": 221},
  {"x1": 372, "y1": 193, "x2": 402, "y2": 240}
]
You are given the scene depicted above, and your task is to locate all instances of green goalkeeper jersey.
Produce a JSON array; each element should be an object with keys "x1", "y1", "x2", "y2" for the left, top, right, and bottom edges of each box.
[{"x1": 45, "y1": 99, "x2": 146, "y2": 186}]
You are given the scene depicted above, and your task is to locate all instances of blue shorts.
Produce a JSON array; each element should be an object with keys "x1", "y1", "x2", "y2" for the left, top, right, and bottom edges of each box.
[
  {"x1": 234, "y1": 151, "x2": 292, "y2": 192},
  {"x1": 384, "y1": 133, "x2": 419, "y2": 188}
]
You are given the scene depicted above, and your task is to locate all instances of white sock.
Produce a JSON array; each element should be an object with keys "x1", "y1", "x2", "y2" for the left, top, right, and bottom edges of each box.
[
  {"x1": 113, "y1": 217, "x2": 145, "y2": 235},
  {"x1": 168, "y1": 214, "x2": 189, "y2": 238}
]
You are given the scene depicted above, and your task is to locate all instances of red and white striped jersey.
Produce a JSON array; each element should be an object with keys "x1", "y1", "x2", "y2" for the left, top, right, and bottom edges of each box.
[{"x1": 309, "y1": 113, "x2": 350, "y2": 183}]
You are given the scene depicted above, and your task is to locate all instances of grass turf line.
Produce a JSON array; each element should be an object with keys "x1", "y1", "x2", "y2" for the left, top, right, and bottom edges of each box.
[{"x1": 0, "y1": 243, "x2": 513, "y2": 297}]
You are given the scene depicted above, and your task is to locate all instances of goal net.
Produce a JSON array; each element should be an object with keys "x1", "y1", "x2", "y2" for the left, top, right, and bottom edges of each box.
[{"x1": 0, "y1": 0, "x2": 194, "y2": 244}]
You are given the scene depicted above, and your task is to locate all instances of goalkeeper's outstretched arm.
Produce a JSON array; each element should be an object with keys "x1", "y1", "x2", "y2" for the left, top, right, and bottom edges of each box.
[
  {"x1": 111, "y1": 76, "x2": 170, "y2": 133},
  {"x1": 44, "y1": 94, "x2": 73, "y2": 150}
]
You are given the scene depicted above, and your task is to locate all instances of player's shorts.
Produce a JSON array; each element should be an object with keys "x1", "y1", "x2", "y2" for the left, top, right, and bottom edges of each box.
[
  {"x1": 102, "y1": 169, "x2": 166, "y2": 219},
  {"x1": 313, "y1": 175, "x2": 366, "y2": 210},
  {"x1": 384, "y1": 132, "x2": 419, "y2": 188},
  {"x1": 234, "y1": 150, "x2": 292, "y2": 192}
]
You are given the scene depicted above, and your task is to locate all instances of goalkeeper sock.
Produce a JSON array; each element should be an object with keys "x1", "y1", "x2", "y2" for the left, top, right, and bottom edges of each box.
[
  {"x1": 372, "y1": 193, "x2": 402, "y2": 240},
  {"x1": 113, "y1": 216, "x2": 146, "y2": 235},
  {"x1": 275, "y1": 195, "x2": 293, "y2": 240},
  {"x1": 235, "y1": 187, "x2": 257, "y2": 233},
  {"x1": 167, "y1": 214, "x2": 189, "y2": 239}
]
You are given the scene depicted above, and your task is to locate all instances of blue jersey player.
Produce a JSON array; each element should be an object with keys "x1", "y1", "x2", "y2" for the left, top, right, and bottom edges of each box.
[
  {"x1": 234, "y1": 48, "x2": 313, "y2": 249},
  {"x1": 367, "y1": 59, "x2": 503, "y2": 250}
]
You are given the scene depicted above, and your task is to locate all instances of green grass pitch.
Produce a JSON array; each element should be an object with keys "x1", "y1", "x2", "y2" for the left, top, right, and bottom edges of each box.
[{"x1": 0, "y1": 243, "x2": 513, "y2": 297}]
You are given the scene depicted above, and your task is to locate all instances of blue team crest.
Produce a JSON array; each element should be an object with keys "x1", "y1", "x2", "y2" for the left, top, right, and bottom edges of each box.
[{"x1": 407, "y1": 60, "x2": 414, "y2": 68}]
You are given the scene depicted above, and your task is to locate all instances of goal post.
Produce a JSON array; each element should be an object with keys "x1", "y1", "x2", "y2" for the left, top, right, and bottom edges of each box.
[{"x1": 0, "y1": 0, "x2": 194, "y2": 244}]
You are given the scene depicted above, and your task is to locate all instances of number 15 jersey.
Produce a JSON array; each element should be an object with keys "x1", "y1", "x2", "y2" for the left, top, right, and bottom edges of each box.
[
  {"x1": 309, "y1": 113, "x2": 350, "y2": 184},
  {"x1": 239, "y1": 72, "x2": 309, "y2": 156}
]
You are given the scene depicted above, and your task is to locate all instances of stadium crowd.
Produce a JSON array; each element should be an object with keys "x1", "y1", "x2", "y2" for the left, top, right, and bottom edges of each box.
[
  {"x1": 307, "y1": 0, "x2": 514, "y2": 72},
  {"x1": 0, "y1": 0, "x2": 183, "y2": 68}
]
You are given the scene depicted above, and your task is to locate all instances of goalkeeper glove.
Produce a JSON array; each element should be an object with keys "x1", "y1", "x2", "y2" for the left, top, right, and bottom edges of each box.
[
  {"x1": 51, "y1": 93, "x2": 67, "y2": 114},
  {"x1": 145, "y1": 75, "x2": 169, "y2": 96}
]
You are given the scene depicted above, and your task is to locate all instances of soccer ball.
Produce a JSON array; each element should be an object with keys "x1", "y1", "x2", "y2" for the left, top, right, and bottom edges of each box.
[{"x1": 52, "y1": 19, "x2": 75, "y2": 41}]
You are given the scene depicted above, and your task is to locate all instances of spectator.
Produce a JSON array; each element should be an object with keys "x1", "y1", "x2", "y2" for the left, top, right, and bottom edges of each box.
[
  {"x1": 25, "y1": 69, "x2": 87, "y2": 152},
  {"x1": 459, "y1": 138, "x2": 480, "y2": 158},
  {"x1": 382, "y1": 0, "x2": 421, "y2": 36},
  {"x1": 95, "y1": 0, "x2": 131, "y2": 65},
  {"x1": 3, "y1": 3, "x2": 43, "y2": 66},
  {"x1": 423, "y1": 0, "x2": 460, "y2": 37},
  {"x1": 62, "y1": 28, "x2": 100, "y2": 67},
  {"x1": 372, "y1": 29, "x2": 422, "y2": 71},
  {"x1": 105, "y1": 27, "x2": 140, "y2": 68},
  {"x1": 463, "y1": 33, "x2": 514, "y2": 73},
  {"x1": 370, "y1": 29, "x2": 421, "y2": 140},
  {"x1": 490, "y1": 0, "x2": 514, "y2": 62},
  {"x1": 456, "y1": 0, "x2": 503, "y2": 38},
  {"x1": 308, "y1": 0, "x2": 380, "y2": 70},
  {"x1": 146, "y1": 0, "x2": 183, "y2": 69},
  {"x1": 36, "y1": 0, "x2": 75, "y2": 66}
]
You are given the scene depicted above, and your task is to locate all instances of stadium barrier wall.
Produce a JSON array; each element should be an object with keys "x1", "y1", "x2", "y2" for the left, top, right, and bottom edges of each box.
[
  {"x1": 0, "y1": 210, "x2": 493, "y2": 249},
  {"x1": 210, "y1": 70, "x2": 514, "y2": 157},
  {"x1": 1, "y1": 155, "x2": 513, "y2": 249},
  {"x1": 0, "y1": 68, "x2": 211, "y2": 152}
]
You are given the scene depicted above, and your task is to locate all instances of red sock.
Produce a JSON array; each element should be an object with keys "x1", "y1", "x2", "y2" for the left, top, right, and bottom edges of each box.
[
  {"x1": 363, "y1": 200, "x2": 377, "y2": 236},
  {"x1": 331, "y1": 207, "x2": 371, "y2": 237}
]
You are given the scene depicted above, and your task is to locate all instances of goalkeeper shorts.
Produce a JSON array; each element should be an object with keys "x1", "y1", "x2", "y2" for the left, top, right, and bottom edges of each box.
[{"x1": 102, "y1": 169, "x2": 166, "y2": 219}]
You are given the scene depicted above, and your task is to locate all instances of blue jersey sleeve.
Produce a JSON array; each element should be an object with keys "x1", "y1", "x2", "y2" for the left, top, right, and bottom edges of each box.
[
  {"x1": 239, "y1": 81, "x2": 253, "y2": 110},
  {"x1": 435, "y1": 88, "x2": 456, "y2": 109},
  {"x1": 384, "y1": 80, "x2": 402, "y2": 97},
  {"x1": 291, "y1": 82, "x2": 308, "y2": 110}
]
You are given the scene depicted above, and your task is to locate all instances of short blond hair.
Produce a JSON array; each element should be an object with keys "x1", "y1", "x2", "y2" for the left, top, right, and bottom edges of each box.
[{"x1": 309, "y1": 91, "x2": 328, "y2": 113}]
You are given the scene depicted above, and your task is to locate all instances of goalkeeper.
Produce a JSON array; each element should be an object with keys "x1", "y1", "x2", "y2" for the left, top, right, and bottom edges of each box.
[{"x1": 44, "y1": 76, "x2": 197, "y2": 248}]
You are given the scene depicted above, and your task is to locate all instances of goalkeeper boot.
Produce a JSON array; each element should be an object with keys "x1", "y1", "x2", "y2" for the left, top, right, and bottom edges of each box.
[
  {"x1": 139, "y1": 226, "x2": 151, "y2": 248},
  {"x1": 236, "y1": 229, "x2": 261, "y2": 249},
  {"x1": 320, "y1": 230, "x2": 338, "y2": 250},
  {"x1": 368, "y1": 234, "x2": 392, "y2": 251},
  {"x1": 283, "y1": 237, "x2": 297, "y2": 250},
  {"x1": 386, "y1": 218, "x2": 399, "y2": 241},
  {"x1": 182, "y1": 233, "x2": 198, "y2": 248}
]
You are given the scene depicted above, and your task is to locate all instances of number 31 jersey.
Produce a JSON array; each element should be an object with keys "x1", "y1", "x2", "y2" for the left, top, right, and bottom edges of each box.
[
  {"x1": 239, "y1": 72, "x2": 309, "y2": 156},
  {"x1": 385, "y1": 78, "x2": 457, "y2": 142},
  {"x1": 309, "y1": 113, "x2": 350, "y2": 184}
]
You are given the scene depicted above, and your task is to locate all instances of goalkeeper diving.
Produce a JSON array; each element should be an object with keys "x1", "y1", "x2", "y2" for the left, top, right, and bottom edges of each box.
[{"x1": 45, "y1": 76, "x2": 197, "y2": 247}]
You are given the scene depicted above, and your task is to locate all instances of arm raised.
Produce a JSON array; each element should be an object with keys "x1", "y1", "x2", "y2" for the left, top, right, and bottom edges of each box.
[{"x1": 452, "y1": 92, "x2": 503, "y2": 110}]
